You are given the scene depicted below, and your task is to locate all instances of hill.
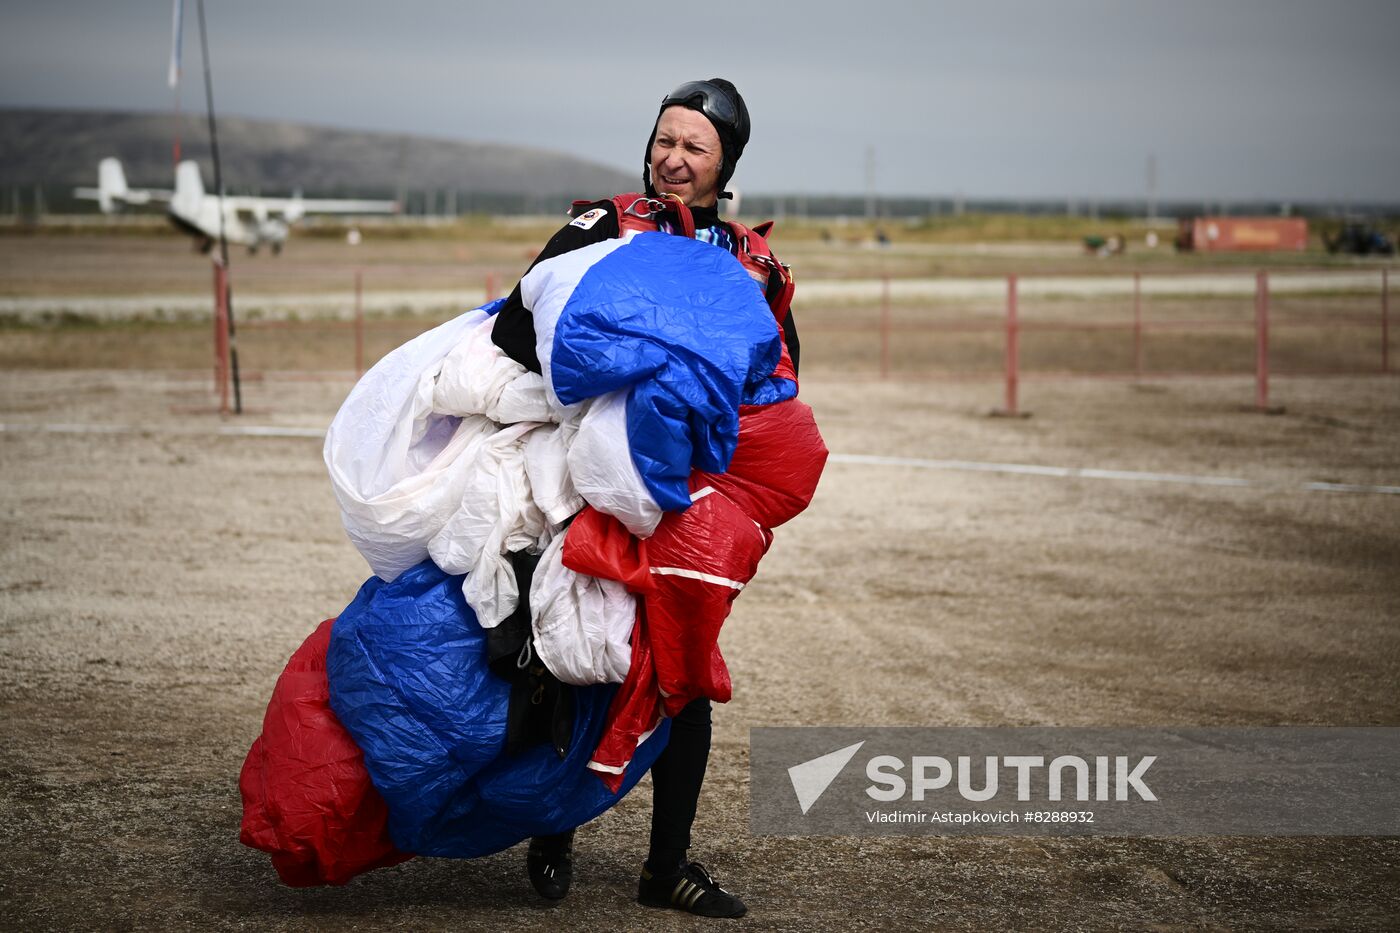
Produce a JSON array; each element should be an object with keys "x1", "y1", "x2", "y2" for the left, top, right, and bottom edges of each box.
[{"x1": 0, "y1": 108, "x2": 636, "y2": 198}]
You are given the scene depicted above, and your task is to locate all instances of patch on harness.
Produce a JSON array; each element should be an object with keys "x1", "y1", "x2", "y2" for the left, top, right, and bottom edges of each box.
[{"x1": 570, "y1": 208, "x2": 608, "y2": 230}]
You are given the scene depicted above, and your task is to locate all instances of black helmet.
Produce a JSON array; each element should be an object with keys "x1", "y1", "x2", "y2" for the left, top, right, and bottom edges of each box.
[{"x1": 643, "y1": 78, "x2": 751, "y2": 201}]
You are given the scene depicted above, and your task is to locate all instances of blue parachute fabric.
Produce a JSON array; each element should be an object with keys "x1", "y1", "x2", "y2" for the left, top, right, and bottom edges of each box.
[
  {"x1": 743, "y1": 371, "x2": 798, "y2": 408},
  {"x1": 325, "y1": 560, "x2": 670, "y2": 858},
  {"x1": 549, "y1": 232, "x2": 796, "y2": 512}
]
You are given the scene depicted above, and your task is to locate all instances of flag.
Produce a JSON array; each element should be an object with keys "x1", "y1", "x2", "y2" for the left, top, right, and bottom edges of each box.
[{"x1": 167, "y1": 0, "x2": 184, "y2": 88}]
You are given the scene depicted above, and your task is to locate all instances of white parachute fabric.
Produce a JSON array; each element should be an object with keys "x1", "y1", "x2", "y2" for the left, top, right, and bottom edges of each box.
[
  {"x1": 427, "y1": 420, "x2": 545, "y2": 628},
  {"x1": 529, "y1": 533, "x2": 635, "y2": 686},
  {"x1": 324, "y1": 310, "x2": 501, "y2": 583},
  {"x1": 524, "y1": 424, "x2": 584, "y2": 527},
  {"x1": 567, "y1": 389, "x2": 663, "y2": 538},
  {"x1": 325, "y1": 304, "x2": 642, "y2": 684},
  {"x1": 325, "y1": 310, "x2": 578, "y2": 580},
  {"x1": 431, "y1": 310, "x2": 554, "y2": 424}
]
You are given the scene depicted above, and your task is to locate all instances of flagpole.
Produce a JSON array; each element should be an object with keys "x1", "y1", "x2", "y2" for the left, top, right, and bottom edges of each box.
[
  {"x1": 168, "y1": 0, "x2": 183, "y2": 165},
  {"x1": 196, "y1": 0, "x2": 241, "y2": 413},
  {"x1": 171, "y1": 83, "x2": 182, "y2": 166}
]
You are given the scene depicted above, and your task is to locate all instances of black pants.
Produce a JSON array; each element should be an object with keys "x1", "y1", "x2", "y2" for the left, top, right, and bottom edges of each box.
[
  {"x1": 646, "y1": 696, "x2": 712, "y2": 873},
  {"x1": 534, "y1": 696, "x2": 712, "y2": 872}
]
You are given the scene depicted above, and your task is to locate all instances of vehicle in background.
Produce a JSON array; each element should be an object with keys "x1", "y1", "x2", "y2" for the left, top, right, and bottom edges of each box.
[
  {"x1": 74, "y1": 157, "x2": 397, "y2": 254},
  {"x1": 1174, "y1": 217, "x2": 1308, "y2": 253},
  {"x1": 1323, "y1": 222, "x2": 1396, "y2": 257},
  {"x1": 1083, "y1": 233, "x2": 1126, "y2": 257}
]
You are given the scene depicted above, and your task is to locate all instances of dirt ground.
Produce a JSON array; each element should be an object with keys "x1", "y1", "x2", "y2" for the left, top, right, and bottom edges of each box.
[
  {"x1": 2, "y1": 231, "x2": 1399, "y2": 930},
  {"x1": 1, "y1": 363, "x2": 1397, "y2": 931}
]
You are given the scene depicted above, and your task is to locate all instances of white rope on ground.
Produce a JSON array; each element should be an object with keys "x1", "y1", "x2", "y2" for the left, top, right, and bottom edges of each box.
[
  {"x1": 0, "y1": 422, "x2": 325, "y2": 439},
  {"x1": 2, "y1": 422, "x2": 1397, "y2": 496},
  {"x1": 824, "y1": 453, "x2": 1398, "y2": 494},
  {"x1": 828, "y1": 452, "x2": 1254, "y2": 486},
  {"x1": 1303, "y1": 480, "x2": 1400, "y2": 495}
]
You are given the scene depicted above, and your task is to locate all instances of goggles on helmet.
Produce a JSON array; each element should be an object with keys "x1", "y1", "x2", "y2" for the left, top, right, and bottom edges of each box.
[{"x1": 660, "y1": 80, "x2": 741, "y2": 132}]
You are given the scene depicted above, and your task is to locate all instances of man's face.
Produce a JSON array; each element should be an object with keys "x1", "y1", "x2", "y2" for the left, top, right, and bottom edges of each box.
[{"x1": 650, "y1": 106, "x2": 723, "y2": 208}]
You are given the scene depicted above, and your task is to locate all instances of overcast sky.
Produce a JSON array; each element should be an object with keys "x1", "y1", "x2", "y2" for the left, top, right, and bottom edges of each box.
[{"x1": 3, "y1": 0, "x2": 1398, "y2": 202}]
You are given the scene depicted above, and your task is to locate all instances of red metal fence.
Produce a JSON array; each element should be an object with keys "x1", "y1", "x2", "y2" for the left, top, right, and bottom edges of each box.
[
  {"x1": 868, "y1": 269, "x2": 1393, "y2": 414},
  {"x1": 205, "y1": 262, "x2": 1394, "y2": 416}
]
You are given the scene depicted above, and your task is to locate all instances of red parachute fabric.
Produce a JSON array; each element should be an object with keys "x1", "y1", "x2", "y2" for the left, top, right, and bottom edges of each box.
[
  {"x1": 238, "y1": 618, "x2": 412, "y2": 886},
  {"x1": 562, "y1": 506, "x2": 654, "y2": 594},
  {"x1": 568, "y1": 397, "x2": 828, "y2": 790},
  {"x1": 697, "y1": 398, "x2": 829, "y2": 529},
  {"x1": 646, "y1": 482, "x2": 772, "y2": 714}
]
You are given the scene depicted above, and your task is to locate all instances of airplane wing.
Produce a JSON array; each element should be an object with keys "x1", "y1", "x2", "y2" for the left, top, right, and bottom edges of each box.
[
  {"x1": 73, "y1": 187, "x2": 174, "y2": 205},
  {"x1": 224, "y1": 195, "x2": 398, "y2": 216}
]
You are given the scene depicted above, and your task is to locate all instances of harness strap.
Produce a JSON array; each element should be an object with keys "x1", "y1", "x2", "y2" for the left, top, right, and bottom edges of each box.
[{"x1": 618, "y1": 193, "x2": 696, "y2": 240}]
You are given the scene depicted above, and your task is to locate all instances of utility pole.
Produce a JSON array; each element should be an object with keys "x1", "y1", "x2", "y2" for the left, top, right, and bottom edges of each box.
[
  {"x1": 1146, "y1": 153, "x2": 1158, "y2": 222},
  {"x1": 864, "y1": 145, "x2": 876, "y2": 222},
  {"x1": 394, "y1": 135, "x2": 408, "y2": 221}
]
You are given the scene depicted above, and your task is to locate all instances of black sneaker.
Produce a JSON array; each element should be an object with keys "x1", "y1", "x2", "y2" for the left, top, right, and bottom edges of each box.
[
  {"x1": 638, "y1": 861, "x2": 748, "y2": 918},
  {"x1": 526, "y1": 832, "x2": 574, "y2": 901}
]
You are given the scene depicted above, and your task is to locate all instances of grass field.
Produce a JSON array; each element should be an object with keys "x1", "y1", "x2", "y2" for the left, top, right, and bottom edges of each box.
[{"x1": 2, "y1": 230, "x2": 1398, "y2": 930}]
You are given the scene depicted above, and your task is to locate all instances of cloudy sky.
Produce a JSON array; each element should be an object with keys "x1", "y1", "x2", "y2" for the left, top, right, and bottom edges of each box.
[{"x1": 3, "y1": 0, "x2": 1398, "y2": 202}]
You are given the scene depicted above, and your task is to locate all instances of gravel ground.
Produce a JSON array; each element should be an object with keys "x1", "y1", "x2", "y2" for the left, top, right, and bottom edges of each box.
[{"x1": 1, "y1": 367, "x2": 1398, "y2": 931}]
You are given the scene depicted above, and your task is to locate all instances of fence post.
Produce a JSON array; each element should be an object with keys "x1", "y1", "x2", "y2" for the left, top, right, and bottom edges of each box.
[
  {"x1": 1255, "y1": 270, "x2": 1269, "y2": 411},
  {"x1": 1133, "y1": 271, "x2": 1143, "y2": 379},
  {"x1": 1003, "y1": 274, "x2": 1020, "y2": 415},
  {"x1": 211, "y1": 259, "x2": 221, "y2": 395},
  {"x1": 1383, "y1": 268, "x2": 1390, "y2": 374},
  {"x1": 879, "y1": 274, "x2": 891, "y2": 379},
  {"x1": 354, "y1": 268, "x2": 365, "y2": 375},
  {"x1": 485, "y1": 272, "x2": 498, "y2": 303},
  {"x1": 212, "y1": 258, "x2": 230, "y2": 416}
]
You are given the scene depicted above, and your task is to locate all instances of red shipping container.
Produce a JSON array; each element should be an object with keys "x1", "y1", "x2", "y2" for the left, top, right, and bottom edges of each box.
[{"x1": 1189, "y1": 217, "x2": 1308, "y2": 252}]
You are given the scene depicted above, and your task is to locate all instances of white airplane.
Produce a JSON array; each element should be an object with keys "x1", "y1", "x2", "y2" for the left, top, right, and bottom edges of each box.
[{"x1": 75, "y1": 157, "x2": 398, "y2": 254}]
